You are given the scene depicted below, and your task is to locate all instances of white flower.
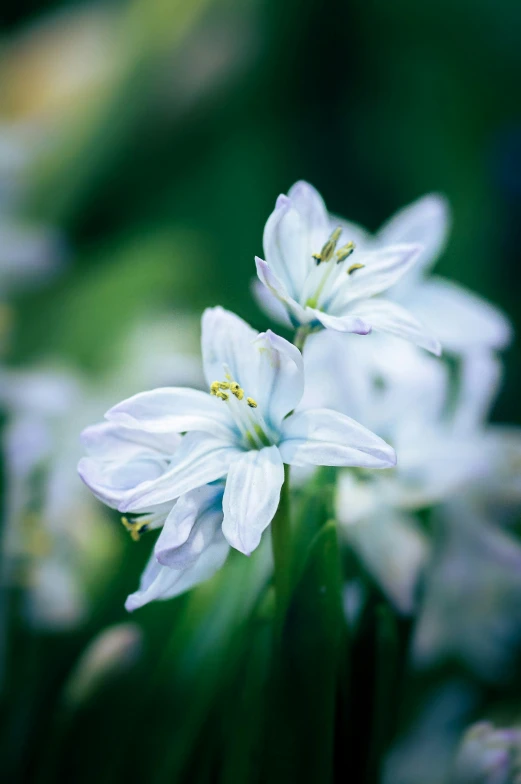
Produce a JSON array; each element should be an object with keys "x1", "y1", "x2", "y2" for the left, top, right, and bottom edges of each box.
[
  {"x1": 300, "y1": 330, "x2": 510, "y2": 615},
  {"x1": 80, "y1": 307, "x2": 396, "y2": 567},
  {"x1": 413, "y1": 501, "x2": 521, "y2": 681},
  {"x1": 254, "y1": 181, "x2": 441, "y2": 354},
  {"x1": 2, "y1": 314, "x2": 204, "y2": 624},
  {"x1": 338, "y1": 191, "x2": 512, "y2": 355}
]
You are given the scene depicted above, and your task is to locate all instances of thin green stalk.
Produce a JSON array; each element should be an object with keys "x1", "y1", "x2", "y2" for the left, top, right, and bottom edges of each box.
[
  {"x1": 271, "y1": 464, "x2": 292, "y2": 632},
  {"x1": 294, "y1": 326, "x2": 311, "y2": 352}
]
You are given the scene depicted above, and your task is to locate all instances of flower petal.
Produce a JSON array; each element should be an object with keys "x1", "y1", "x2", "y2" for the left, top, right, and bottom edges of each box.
[
  {"x1": 263, "y1": 195, "x2": 308, "y2": 298},
  {"x1": 120, "y1": 432, "x2": 240, "y2": 512},
  {"x1": 251, "y1": 277, "x2": 293, "y2": 327},
  {"x1": 201, "y1": 306, "x2": 259, "y2": 387},
  {"x1": 105, "y1": 387, "x2": 234, "y2": 440},
  {"x1": 329, "y1": 244, "x2": 422, "y2": 308},
  {"x1": 155, "y1": 484, "x2": 224, "y2": 569},
  {"x1": 255, "y1": 257, "x2": 310, "y2": 326},
  {"x1": 453, "y1": 351, "x2": 502, "y2": 434},
  {"x1": 78, "y1": 453, "x2": 168, "y2": 510},
  {"x1": 125, "y1": 534, "x2": 229, "y2": 611},
  {"x1": 346, "y1": 298, "x2": 442, "y2": 355},
  {"x1": 287, "y1": 180, "x2": 330, "y2": 258},
  {"x1": 279, "y1": 408, "x2": 396, "y2": 468},
  {"x1": 222, "y1": 445, "x2": 284, "y2": 555},
  {"x1": 252, "y1": 329, "x2": 304, "y2": 428},
  {"x1": 306, "y1": 307, "x2": 372, "y2": 335},
  {"x1": 341, "y1": 508, "x2": 429, "y2": 615},
  {"x1": 408, "y1": 276, "x2": 512, "y2": 353},
  {"x1": 81, "y1": 421, "x2": 180, "y2": 459},
  {"x1": 377, "y1": 193, "x2": 450, "y2": 280}
]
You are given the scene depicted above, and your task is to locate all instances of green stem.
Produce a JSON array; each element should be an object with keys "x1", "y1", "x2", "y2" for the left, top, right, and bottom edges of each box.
[
  {"x1": 294, "y1": 326, "x2": 311, "y2": 352},
  {"x1": 271, "y1": 464, "x2": 292, "y2": 631}
]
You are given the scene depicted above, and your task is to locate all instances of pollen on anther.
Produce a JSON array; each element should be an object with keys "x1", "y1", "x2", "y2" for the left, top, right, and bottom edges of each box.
[
  {"x1": 247, "y1": 397, "x2": 258, "y2": 408},
  {"x1": 347, "y1": 262, "x2": 365, "y2": 275}
]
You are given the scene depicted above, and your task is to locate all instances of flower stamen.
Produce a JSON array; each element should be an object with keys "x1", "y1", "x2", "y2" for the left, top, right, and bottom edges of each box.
[
  {"x1": 336, "y1": 241, "x2": 356, "y2": 263},
  {"x1": 121, "y1": 516, "x2": 150, "y2": 542},
  {"x1": 312, "y1": 226, "x2": 343, "y2": 264},
  {"x1": 347, "y1": 262, "x2": 365, "y2": 275}
]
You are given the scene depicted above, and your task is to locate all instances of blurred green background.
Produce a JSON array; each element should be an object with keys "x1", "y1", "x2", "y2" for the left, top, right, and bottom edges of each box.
[{"x1": 1, "y1": 0, "x2": 521, "y2": 781}]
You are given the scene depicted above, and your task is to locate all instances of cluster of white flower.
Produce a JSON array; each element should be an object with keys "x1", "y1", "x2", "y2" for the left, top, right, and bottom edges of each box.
[{"x1": 78, "y1": 180, "x2": 518, "y2": 624}]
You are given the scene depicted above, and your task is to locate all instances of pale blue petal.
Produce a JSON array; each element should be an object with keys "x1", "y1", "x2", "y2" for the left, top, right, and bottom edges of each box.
[
  {"x1": 78, "y1": 453, "x2": 168, "y2": 510},
  {"x1": 81, "y1": 421, "x2": 181, "y2": 459},
  {"x1": 263, "y1": 195, "x2": 308, "y2": 298},
  {"x1": 306, "y1": 306, "x2": 372, "y2": 334},
  {"x1": 222, "y1": 445, "x2": 284, "y2": 555},
  {"x1": 105, "y1": 387, "x2": 234, "y2": 440},
  {"x1": 377, "y1": 194, "x2": 450, "y2": 281},
  {"x1": 155, "y1": 484, "x2": 224, "y2": 569},
  {"x1": 120, "y1": 432, "x2": 240, "y2": 512},
  {"x1": 287, "y1": 180, "x2": 330, "y2": 260},
  {"x1": 252, "y1": 329, "x2": 304, "y2": 428},
  {"x1": 201, "y1": 306, "x2": 259, "y2": 389},
  {"x1": 125, "y1": 533, "x2": 229, "y2": 611},
  {"x1": 255, "y1": 257, "x2": 310, "y2": 326},
  {"x1": 328, "y1": 244, "x2": 421, "y2": 309},
  {"x1": 408, "y1": 276, "x2": 512, "y2": 353},
  {"x1": 279, "y1": 408, "x2": 396, "y2": 468},
  {"x1": 251, "y1": 277, "x2": 293, "y2": 327},
  {"x1": 346, "y1": 298, "x2": 442, "y2": 355}
]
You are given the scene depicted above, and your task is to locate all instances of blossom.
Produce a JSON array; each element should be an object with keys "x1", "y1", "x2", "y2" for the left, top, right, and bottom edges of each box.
[
  {"x1": 2, "y1": 314, "x2": 204, "y2": 624},
  {"x1": 254, "y1": 180, "x2": 441, "y2": 354},
  {"x1": 299, "y1": 329, "x2": 518, "y2": 615},
  {"x1": 336, "y1": 191, "x2": 511, "y2": 355},
  {"x1": 80, "y1": 307, "x2": 396, "y2": 570},
  {"x1": 451, "y1": 722, "x2": 521, "y2": 783}
]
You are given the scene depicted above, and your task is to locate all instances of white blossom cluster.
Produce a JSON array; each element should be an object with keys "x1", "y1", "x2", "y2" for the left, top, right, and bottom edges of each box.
[{"x1": 77, "y1": 180, "x2": 519, "y2": 628}]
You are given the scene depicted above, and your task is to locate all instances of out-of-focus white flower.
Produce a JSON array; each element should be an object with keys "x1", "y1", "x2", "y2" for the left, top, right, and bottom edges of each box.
[
  {"x1": 383, "y1": 681, "x2": 478, "y2": 784},
  {"x1": 1, "y1": 313, "x2": 203, "y2": 627},
  {"x1": 0, "y1": 220, "x2": 65, "y2": 295},
  {"x1": 303, "y1": 328, "x2": 519, "y2": 616},
  {"x1": 450, "y1": 721, "x2": 521, "y2": 784},
  {"x1": 254, "y1": 181, "x2": 440, "y2": 354},
  {"x1": 413, "y1": 501, "x2": 521, "y2": 681},
  {"x1": 63, "y1": 623, "x2": 143, "y2": 706},
  {"x1": 81, "y1": 307, "x2": 395, "y2": 565},
  {"x1": 338, "y1": 193, "x2": 511, "y2": 355}
]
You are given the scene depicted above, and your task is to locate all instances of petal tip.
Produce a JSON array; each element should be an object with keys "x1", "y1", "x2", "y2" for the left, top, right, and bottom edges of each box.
[{"x1": 275, "y1": 194, "x2": 291, "y2": 210}]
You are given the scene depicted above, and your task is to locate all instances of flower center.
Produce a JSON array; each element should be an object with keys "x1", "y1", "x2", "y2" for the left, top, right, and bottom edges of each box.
[
  {"x1": 210, "y1": 374, "x2": 274, "y2": 450},
  {"x1": 304, "y1": 227, "x2": 364, "y2": 310}
]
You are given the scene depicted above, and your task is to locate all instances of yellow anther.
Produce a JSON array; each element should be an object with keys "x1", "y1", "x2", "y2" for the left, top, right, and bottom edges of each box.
[
  {"x1": 247, "y1": 397, "x2": 258, "y2": 408},
  {"x1": 230, "y1": 382, "x2": 244, "y2": 400},
  {"x1": 121, "y1": 516, "x2": 149, "y2": 542},
  {"x1": 347, "y1": 262, "x2": 365, "y2": 275},
  {"x1": 313, "y1": 226, "x2": 343, "y2": 264},
  {"x1": 211, "y1": 380, "x2": 231, "y2": 399},
  {"x1": 336, "y1": 241, "x2": 356, "y2": 263}
]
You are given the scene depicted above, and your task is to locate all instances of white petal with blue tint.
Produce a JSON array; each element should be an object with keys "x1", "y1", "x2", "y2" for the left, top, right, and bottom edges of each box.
[
  {"x1": 125, "y1": 533, "x2": 229, "y2": 611},
  {"x1": 263, "y1": 196, "x2": 308, "y2": 298},
  {"x1": 252, "y1": 330, "x2": 304, "y2": 428},
  {"x1": 120, "y1": 432, "x2": 239, "y2": 512},
  {"x1": 408, "y1": 276, "x2": 512, "y2": 353},
  {"x1": 377, "y1": 194, "x2": 449, "y2": 281},
  {"x1": 222, "y1": 446, "x2": 284, "y2": 555},
  {"x1": 155, "y1": 484, "x2": 224, "y2": 569},
  {"x1": 346, "y1": 298, "x2": 442, "y2": 355},
  {"x1": 279, "y1": 408, "x2": 396, "y2": 468},
  {"x1": 106, "y1": 387, "x2": 234, "y2": 439}
]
